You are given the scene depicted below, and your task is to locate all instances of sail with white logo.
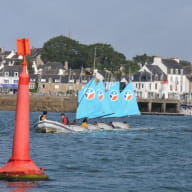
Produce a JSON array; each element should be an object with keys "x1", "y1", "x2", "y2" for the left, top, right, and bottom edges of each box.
[
  {"x1": 76, "y1": 78, "x2": 104, "y2": 119},
  {"x1": 103, "y1": 82, "x2": 124, "y2": 118},
  {"x1": 120, "y1": 81, "x2": 140, "y2": 116}
]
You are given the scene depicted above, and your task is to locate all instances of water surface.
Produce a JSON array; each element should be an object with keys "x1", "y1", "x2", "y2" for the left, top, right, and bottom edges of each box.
[{"x1": 0, "y1": 111, "x2": 191, "y2": 192}]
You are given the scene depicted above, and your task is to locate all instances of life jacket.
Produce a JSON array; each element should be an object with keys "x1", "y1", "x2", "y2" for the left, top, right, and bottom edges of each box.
[
  {"x1": 81, "y1": 122, "x2": 88, "y2": 127},
  {"x1": 63, "y1": 117, "x2": 69, "y2": 125}
]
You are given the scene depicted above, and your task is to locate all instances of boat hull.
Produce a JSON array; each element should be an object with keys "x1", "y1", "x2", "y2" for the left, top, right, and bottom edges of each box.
[
  {"x1": 34, "y1": 120, "x2": 72, "y2": 133},
  {"x1": 34, "y1": 120, "x2": 130, "y2": 133},
  {"x1": 112, "y1": 121, "x2": 129, "y2": 129}
]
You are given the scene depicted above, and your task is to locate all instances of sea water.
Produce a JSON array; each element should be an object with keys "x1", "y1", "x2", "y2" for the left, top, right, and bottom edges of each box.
[{"x1": 0, "y1": 111, "x2": 191, "y2": 192}]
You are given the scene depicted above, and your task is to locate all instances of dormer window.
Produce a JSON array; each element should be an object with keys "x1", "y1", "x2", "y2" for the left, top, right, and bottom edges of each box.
[
  {"x1": 155, "y1": 74, "x2": 158, "y2": 81},
  {"x1": 5, "y1": 72, "x2": 9, "y2": 77}
]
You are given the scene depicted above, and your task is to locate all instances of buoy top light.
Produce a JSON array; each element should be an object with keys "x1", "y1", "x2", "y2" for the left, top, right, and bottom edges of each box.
[{"x1": 17, "y1": 38, "x2": 31, "y2": 56}]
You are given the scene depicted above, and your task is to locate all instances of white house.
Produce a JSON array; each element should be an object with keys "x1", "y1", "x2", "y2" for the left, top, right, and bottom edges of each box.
[
  {"x1": 132, "y1": 56, "x2": 191, "y2": 100},
  {"x1": 0, "y1": 65, "x2": 21, "y2": 94}
]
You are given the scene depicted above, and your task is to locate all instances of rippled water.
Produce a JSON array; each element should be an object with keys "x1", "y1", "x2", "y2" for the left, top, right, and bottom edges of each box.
[{"x1": 0, "y1": 111, "x2": 191, "y2": 192}]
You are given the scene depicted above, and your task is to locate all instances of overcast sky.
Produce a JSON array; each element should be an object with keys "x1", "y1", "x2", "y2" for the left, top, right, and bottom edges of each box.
[{"x1": 1, "y1": 0, "x2": 192, "y2": 61}]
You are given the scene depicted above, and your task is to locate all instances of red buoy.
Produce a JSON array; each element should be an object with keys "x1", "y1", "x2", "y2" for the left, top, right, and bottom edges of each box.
[{"x1": 0, "y1": 39, "x2": 48, "y2": 181}]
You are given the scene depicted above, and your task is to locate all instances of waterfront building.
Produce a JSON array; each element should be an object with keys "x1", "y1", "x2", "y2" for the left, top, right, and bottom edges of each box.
[
  {"x1": 30, "y1": 61, "x2": 91, "y2": 95},
  {"x1": 0, "y1": 64, "x2": 21, "y2": 94},
  {"x1": 132, "y1": 56, "x2": 192, "y2": 101}
]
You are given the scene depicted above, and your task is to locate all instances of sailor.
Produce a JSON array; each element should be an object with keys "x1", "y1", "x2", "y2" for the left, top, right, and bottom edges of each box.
[
  {"x1": 61, "y1": 113, "x2": 69, "y2": 125},
  {"x1": 71, "y1": 119, "x2": 77, "y2": 125},
  {"x1": 40, "y1": 111, "x2": 47, "y2": 121},
  {"x1": 81, "y1": 118, "x2": 88, "y2": 127},
  {"x1": 108, "y1": 122, "x2": 115, "y2": 128}
]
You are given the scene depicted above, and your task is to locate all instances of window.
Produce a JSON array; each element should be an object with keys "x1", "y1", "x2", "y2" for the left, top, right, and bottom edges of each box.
[
  {"x1": 14, "y1": 80, "x2": 18, "y2": 84},
  {"x1": 5, "y1": 72, "x2": 9, "y2": 77},
  {"x1": 30, "y1": 78, "x2": 36, "y2": 82},
  {"x1": 4, "y1": 79, "x2": 9, "y2": 84},
  {"x1": 41, "y1": 84, "x2": 45, "y2": 88},
  {"x1": 14, "y1": 72, "x2": 18, "y2": 77},
  {"x1": 41, "y1": 79, "x2": 46, "y2": 82},
  {"x1": 55, "y1": 79, "x2": 61, "y2": 83},
  {"x1": 30, "y1": 84, "x2": 35, "y2": 89},
  {"x1": 155, "y1": 83, "x2": 157, "y2": 89}
]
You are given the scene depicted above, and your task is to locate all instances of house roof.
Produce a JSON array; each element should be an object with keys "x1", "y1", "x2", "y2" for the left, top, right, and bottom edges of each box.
[
  {"x1": 146, "y1": 64, "x2": 164, "y2": 75},
  {"x1": 31, "y1": 48, "x2": 42, "y2": 57},
  {"x1": 30, "y1": 74, "x2": 92, "y2": 83},
  {"x1": 39, "y1": 62, "x2": 64, "y2": 75},
  {"x1": 133, "y1": 70, "x2": 167, "y2": 82},
  {"x1": 1, "y1": 65, "x2": 22, "y2": 73},
  {"x1": 183, "y1": 66, "x2": 192, "y2": 75},
  {"x1": 40, "y1": 62, "x2": 64, "y2": 70},
  {"x1": 162, "y1": 59, "x2": 182, "y2": 69}
]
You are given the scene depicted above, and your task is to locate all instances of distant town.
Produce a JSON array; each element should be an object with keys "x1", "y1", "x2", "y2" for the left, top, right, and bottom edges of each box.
[{"x1": 0, "y1": 47, "x2": 192, "y2": 104}]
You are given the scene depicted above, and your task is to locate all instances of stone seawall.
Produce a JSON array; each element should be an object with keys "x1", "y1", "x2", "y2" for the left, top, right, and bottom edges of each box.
[
  {"x1": 0, "y1": 95, "x2": 78, "y2": 112},
  {"x1": 0, "y1": 95, "x2": 180, "y2": 114}
]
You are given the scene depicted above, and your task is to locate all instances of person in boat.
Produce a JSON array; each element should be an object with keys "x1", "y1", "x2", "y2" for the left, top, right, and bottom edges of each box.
[
  {"x1": 61, "y1": 113, "x2": 69, "y2": 125},
  {"x1": 108, "y1": 122, "x2": 115, "y2": 128},
  {"x1": 39, "y1": 111, "x2": 47, "y2": 121},
  {"x1": 123, "y1": 121, "x2": 129, "y2": 127},
  {"x1": 81, "y1": 118, "x2": 88, "y2": 127},
  {"x1": 93, "y1": 121, "x2": 98, "y2": 126},
  {"x1": 71, "y1": 119, "x2": 77, "y2": 125},
  {"x1": 40, "y1": 114, "x2": 46, "y2": 121}
]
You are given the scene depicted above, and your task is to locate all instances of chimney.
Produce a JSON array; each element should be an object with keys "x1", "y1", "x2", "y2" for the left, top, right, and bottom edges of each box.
[
  {"x1": 64, "y1": 61, "x2": 68, "y2": 70},
  {"x1": 153, "y1": 56, "x2": 162, "y2": 65}
]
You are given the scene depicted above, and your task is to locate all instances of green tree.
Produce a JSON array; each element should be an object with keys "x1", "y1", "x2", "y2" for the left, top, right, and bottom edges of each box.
[
  {"x1": 41, "y1": 35, "x2": 87, "y2": 68},
  {"x1": 180, "y1": 60, "x2": 191, "y2": 66},
  {"x1": 133, "y1": 54, "x2": 154, "y2": 65},
  {"x1": 87, "y1": 43, "x2": 127, "y2": 72}
]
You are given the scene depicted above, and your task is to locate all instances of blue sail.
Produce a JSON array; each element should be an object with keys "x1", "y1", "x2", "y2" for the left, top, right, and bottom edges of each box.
[
  {"x1": 76, "y1": 78, "x2": 104, "y2": 119},
  {"x1": 104, "y1": 82, "x2": 125, "y2": 118},
  {"x1": 120, "y1": 81, "x2": 140, "y2": 116},
  {"x1": 95, "y1": 81, "x2": 113, "y2": 117}
]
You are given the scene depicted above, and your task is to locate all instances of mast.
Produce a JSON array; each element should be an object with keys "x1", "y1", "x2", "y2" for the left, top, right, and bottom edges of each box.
[{"x1": 93, "y1": 47, "x2": 96, "y2": 70}]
